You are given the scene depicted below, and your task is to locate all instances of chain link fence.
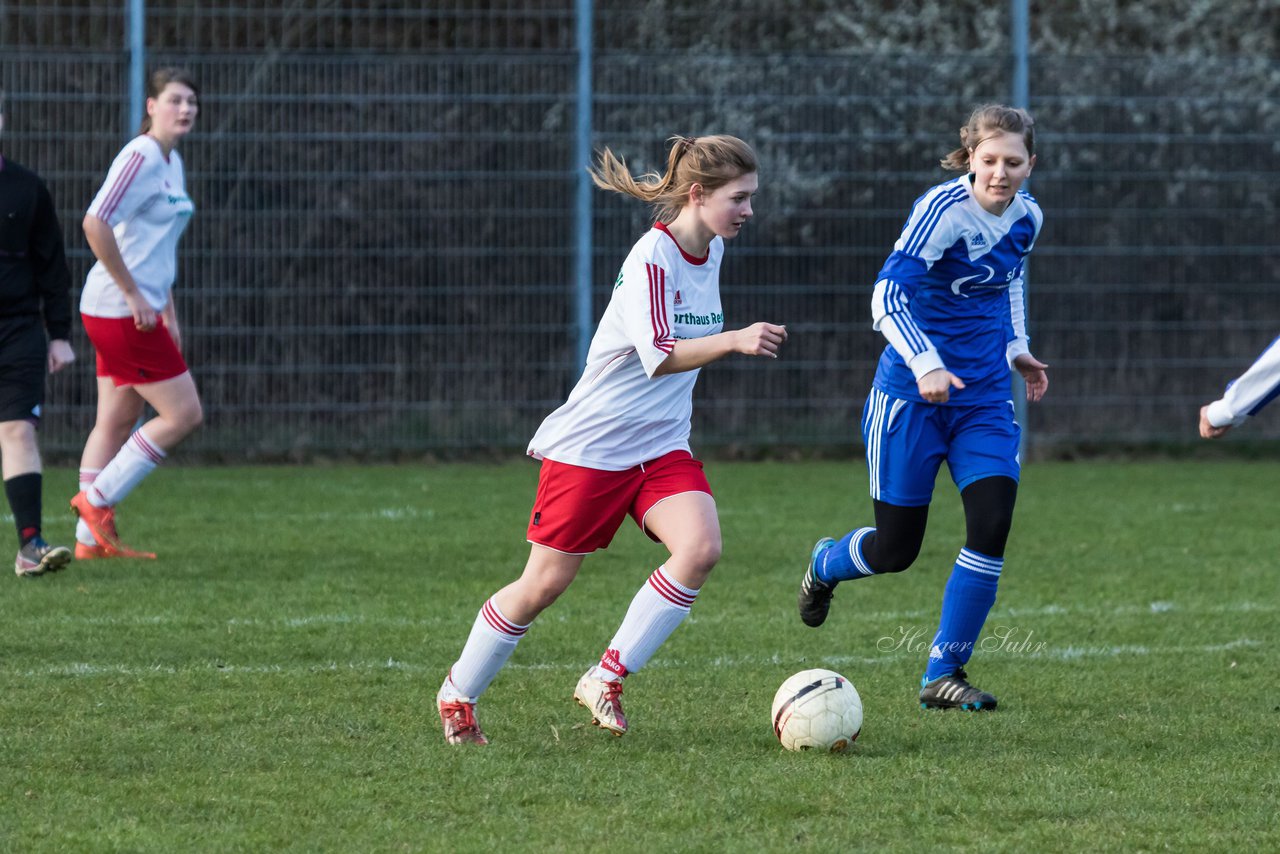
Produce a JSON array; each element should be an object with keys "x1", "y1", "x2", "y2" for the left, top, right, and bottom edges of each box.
[{"x1": 2, "y1": 0, "x2": 1277, "y2": 458}]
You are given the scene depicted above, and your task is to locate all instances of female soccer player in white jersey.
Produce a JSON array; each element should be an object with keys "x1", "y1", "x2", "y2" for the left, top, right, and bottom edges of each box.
[
  {"x1": 1200, "y1": 337, "x2": 1280, "y2": 438},
  {"x1": 70, "y1": 68, "x2": 203, "y2": 560},
  {"x1": 797, "y1": 105, "x2": 1048, "y2": 712},
  {"x1": 438, "y1": 135, "x2": 787, "y2": 745}
]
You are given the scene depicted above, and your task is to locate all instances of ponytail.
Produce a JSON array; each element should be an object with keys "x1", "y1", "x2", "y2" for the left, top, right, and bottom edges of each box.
[{"x1": 590, "y1": 134, "x2": 758, "y2": 224}]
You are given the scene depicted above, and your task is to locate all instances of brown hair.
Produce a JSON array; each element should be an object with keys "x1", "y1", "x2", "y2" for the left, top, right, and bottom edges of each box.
[
  {"x1": 590, "y1": 135, "x2": 758, "y2": 224},
  {"x1": 139, "y1": 67, "x2": 200, "y2": 135},
  {"x1": 940, "y1": 104, "x2": 1035, "y2": 172}
]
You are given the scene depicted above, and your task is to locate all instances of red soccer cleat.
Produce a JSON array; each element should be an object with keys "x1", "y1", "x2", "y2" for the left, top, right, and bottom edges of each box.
[
  {"x1": 74, "y1": 541, "x2": 157, "y2": 560},
  {"x1": 70, "y1": 492, "x2": 121, "y2": 549},
  {"x1": 71, "y1": 493, "x2": 157, "y2": 558}
]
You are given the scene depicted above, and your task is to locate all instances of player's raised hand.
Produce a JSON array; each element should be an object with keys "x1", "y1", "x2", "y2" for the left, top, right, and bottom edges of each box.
[
  {"x1": 917, "y1": 368, "x2": 965, "y2": 403},
  {"x1": 1013, "y1": 353, "x2": 1049, "y2": 402},
  {"x1": 734, "y1": 322, "x2": 788, "y2": 358}
]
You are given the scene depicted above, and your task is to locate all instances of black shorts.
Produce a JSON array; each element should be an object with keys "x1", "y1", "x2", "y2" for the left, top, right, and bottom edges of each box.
[{"x1": 0, "y1": 316, "x2": 47, "y2": 423}]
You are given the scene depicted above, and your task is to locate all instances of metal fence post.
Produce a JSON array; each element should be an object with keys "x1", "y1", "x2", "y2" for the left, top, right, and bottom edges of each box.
[
  {"x1": 572, "y1": 0, "x2": 594, "y2": 380},
  {"x1": 127, "y1": 0, "x2": 145, "y2": 137},
  {"x1": 1011, "y1": 0, "x2": 1030, "y2": 458}
]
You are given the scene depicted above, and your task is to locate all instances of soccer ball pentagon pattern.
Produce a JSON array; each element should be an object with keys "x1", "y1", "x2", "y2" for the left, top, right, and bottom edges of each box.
[{"x1": 771, "y1": 668, "x2": 863, "y2": 752}]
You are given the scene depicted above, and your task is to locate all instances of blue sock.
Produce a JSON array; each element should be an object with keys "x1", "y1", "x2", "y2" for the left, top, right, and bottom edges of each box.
[
  {"x1": 923, "y1": 548, "x2": 1003, "y2": 682},
  {"x1": 814, "y1": 527, "x2": 876, "y2": 584}
]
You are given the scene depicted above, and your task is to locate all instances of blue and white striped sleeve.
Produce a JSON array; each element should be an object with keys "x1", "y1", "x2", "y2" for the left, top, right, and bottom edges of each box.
[
  {"x1": 869, "y1": 184, "x2": 967, "y2": 379},
  {"x1": 1005, "y1": 196, "x2": 1043, "y2": 366},
  {"x1": 1005, "y1": 265, "x2": 1030, "y2": 366},
  {"x1": 1206, "y1": 336, "x2": 1280, "y2": 428},
  {"x1": 872, "y1": 273, "x2": 944, "y2": 379}
]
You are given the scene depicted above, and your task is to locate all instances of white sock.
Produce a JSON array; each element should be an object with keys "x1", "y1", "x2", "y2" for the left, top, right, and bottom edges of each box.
[
  {"x1": 443, "y1": 598, "x2": 530, "y2": 701},
  {"x1": 593, "y1": 565, "x2": 699, "y2": 680},
  {"x1": 88, "y1": 429, "x2": 166, "y2": 508},
  {"x1": 76, "y1": 469, "x2": 100, "y2": 546}
]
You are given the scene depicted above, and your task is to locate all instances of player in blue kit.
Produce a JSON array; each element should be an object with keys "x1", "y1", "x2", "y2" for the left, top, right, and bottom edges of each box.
[{"x1": 797, "y1": 105, "x2": 1048, "y2": 711}]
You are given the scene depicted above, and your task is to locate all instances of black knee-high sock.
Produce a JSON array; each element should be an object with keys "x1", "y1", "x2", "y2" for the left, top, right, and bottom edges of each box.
[{"x1": 5, "y1": 472, "x2": 42, "y2": 546}]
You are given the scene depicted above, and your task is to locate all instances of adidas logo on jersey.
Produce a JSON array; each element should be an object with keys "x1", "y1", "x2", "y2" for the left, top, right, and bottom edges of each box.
[
  {"x1": 970, "y1": 233, "x2": 987, "y2": 248},
  {"x1": 673, "y1": 289, "x2": 683, "y2": 306}
]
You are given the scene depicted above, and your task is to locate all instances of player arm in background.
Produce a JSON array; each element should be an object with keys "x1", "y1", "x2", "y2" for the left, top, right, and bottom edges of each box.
[
  {"x1": 1201, "y1": 335, "x2": 1280, "y2": 437},
  {"x1": 30, "y1": 177, "x2": 75, "y2": 372},
  {"x1": 83, "y1": 147, "x2": 158, "y2": 330},
  {"x1": 621, "y1": 259, "x2": 785, "y2": 378}
]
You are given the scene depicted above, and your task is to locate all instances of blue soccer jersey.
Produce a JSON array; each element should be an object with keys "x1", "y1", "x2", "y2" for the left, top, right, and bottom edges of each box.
[{"x1": 870, "y1": 174, "x2": 1043, "y2": 405}]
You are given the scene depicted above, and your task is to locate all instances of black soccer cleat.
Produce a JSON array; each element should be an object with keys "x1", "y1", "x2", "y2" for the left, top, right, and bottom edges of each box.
[
  {"x1": 919, "y1": 668, "x2": 998, "y2": 711},
  {"x1": 797, "y1": 537, "x2": 837, "y2": 627}
]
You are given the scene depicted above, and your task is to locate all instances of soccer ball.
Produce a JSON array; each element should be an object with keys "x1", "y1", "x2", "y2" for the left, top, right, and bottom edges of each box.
[{"x1": 771, "y1": 668, "x2": 863, "y2": 752}]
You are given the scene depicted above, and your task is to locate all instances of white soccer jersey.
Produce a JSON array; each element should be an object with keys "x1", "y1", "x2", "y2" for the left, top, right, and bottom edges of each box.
[
  {"x1": 1205, "y1": 335, "x2": 1280, "y2": 428},
  {"x1": 528, "y1": 223, "x2": 725, "y2": 470},
  {"x1": 81, "y1": 135, "x2": 195, "y2": 317}
]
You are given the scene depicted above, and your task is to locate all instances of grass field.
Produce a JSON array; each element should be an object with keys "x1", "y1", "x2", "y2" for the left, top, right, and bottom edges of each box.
[{"x1": 3, "y1": 460, "x2": 1277, "y2": 852}]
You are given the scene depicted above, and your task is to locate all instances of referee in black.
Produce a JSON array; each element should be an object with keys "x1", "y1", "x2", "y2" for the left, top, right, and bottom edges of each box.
[{"x1": 0, "y1": 91, "x2": 76, "y2": 577}]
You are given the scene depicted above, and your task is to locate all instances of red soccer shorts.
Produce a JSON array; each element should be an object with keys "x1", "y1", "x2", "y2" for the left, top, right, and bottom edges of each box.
[
  {"x1": 81, "y1": 313, "x2": 188, "y2": 386},
  {"x1": 526, "y1": 450, "x2": 713, "y2": 554}
]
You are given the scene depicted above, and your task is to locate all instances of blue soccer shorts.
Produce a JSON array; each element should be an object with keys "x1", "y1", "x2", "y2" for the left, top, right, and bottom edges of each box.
[{"x1": 861, "y1": 387, "x2": 1021, "y2": 506}]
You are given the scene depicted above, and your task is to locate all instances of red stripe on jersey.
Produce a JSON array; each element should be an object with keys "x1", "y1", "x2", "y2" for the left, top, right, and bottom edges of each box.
[
  {"x1": 98, "y1": 152, "x2": 145, "y2": 222},
  {"x1": 482, "y1": 599, "x2": 527, "y2": 637},
  {"x1": 647, "y1": 568, "x2": 696, "y2": 609},
  {"x1": 647, "y1": 263, "x2": 674, "y2": 354}
]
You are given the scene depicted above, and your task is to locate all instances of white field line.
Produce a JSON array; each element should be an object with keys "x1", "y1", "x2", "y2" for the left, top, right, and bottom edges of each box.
[
  {"x1": 1, "y1": 508, "x2": 433, "y2": 525},
  {"x1": 11, "y1": 638, "x2": 1266, "y2": 680},
  {"x1": 10, "y1": 599, "x2": 1275, "y2": 631},
  {"x1": 257, "y1": 506, "x2": 435, "y2": 522}
]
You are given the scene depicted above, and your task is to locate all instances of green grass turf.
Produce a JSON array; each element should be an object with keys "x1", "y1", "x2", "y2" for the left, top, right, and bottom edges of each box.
[{"x1": 2, "y1": 461, "x2": 1277, "y2": 852}]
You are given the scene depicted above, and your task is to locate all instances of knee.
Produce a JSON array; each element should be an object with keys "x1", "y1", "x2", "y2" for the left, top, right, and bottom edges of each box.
[
  {"x1": 158, "y1": 400, "x2": 203, "y2": 442},
  {"x1": 177, "y1": 399, "x2": 204, "y2": 434},
  {"x1": 863, "y1": 534, "x2": 921, "y2": 574},
  {"x1": 524, "y1": 584, "x2": 560, "y2": 613},
  {"x1": 685, "y1": 534, "x2": 723, "y2": 574},
  {"x1": 965, "y1": 513, "x2": 1013, "y2": 557},
  {"x1": 875, "y1": 548, "x2": 919, "y2": 575},
  {"x1": 0, "y1": 419, "x2": 36, "y2": 447},
  {"x1": 520, "y1": 567, "x2": 574, "y2": 612},
  {"x1": 99, "y1": 410, "x2": 140, "y2": 439},
  {"x1": 962, "y1": 517, "x2": 1013, "y2": 558}
]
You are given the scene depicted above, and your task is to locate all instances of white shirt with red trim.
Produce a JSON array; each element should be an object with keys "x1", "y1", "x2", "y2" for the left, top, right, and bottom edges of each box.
[
  {"x1": 81, "y1": 135, "x2": 195, "y2": 317},
  {"x1": 528, "y1": 223, "x2": 725, "y2": 471}
]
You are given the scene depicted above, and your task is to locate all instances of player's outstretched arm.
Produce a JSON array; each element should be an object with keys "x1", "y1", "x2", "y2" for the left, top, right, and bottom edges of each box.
[{"x1": 653, "y1": 322, "x2": 787, "y2": 376}]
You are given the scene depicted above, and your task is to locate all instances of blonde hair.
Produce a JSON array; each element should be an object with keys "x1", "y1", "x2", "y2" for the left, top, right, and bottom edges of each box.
[
  {"x1": 139, "y1": 67, "x2": 200, "y2": 135},
  {"x1": 590, "y1": 135, "x2": 758, "y2": 224},
  {"x1": 941, "y1": 104, "x2": 1035, "y2": 172}
]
